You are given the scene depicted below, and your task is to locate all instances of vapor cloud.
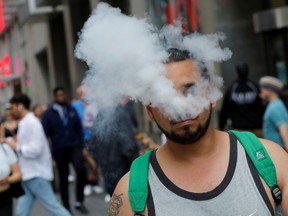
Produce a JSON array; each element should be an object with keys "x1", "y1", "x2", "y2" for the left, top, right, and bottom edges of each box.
[{"x1": 75, "y1": 3, "x2": 232, "y2": 123}]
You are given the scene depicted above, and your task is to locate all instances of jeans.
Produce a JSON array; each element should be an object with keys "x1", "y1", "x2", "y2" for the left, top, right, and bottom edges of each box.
[
  {"x1": 53, "y1": 147, "x2": 87, "y2": 210},
  {"x1": 16, "y1": 177, "x2": 71, "y2": 216}
]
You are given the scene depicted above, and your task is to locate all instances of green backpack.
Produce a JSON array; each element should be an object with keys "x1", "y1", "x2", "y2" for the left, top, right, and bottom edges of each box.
[{"x1": 128, "y1": 130, "x2": 282, "y2": 215}]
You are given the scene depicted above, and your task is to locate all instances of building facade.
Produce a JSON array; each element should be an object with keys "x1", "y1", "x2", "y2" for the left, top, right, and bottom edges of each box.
[
  {"x1": 1, "y1": 0, "x2": 287, "y2": 135},
  {"x1": 0, "y1": 0, "x2": 25, "y2": 114}
]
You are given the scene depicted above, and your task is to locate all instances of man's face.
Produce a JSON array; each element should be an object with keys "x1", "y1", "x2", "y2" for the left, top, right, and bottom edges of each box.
[
  {"x1": 146, "y1": 60, "x2": 213, "y2": 145},
  {"x1": 259, "y1": 87, "x2": 271, "y2": 103},
  {"x1": 10, "y1": 103, "x2": 22, "y2": 119},
  {"x1": 54, "y1": 90, "x2": 67, "y2": 105}
]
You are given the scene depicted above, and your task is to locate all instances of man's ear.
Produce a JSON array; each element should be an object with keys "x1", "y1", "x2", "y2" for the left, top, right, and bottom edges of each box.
[{"x1": 146, "y1": 105, "x2": 155, "y2": 121}]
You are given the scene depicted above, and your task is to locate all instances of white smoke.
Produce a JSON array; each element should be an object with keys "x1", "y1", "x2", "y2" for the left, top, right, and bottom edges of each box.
[{"x1": 75, "y1": 3, "x2": 232, "y2": 123}]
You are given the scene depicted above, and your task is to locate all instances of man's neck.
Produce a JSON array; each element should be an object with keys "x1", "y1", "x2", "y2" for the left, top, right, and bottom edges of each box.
[
  {"x1": 268, "y1": 94, "x2": 279, "y2": 103},
  {"x1": 20, "y1": 110, "x2": 30, "y2": 120},
  {"x1": 162, "y1": 126, "x2": 223, "y2": 162}
]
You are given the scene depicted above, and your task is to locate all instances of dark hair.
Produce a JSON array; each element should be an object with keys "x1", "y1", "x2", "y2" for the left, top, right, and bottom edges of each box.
[
  {"x1": 166, "y1": 48, "x2": 192, "y2": 63},
  {"x1": 53, "y1": 87, "x2": 65, "y2": 96},
  {"x1": 166, "y1": 48, "x2": 209, "y2": 80},
  {"x1": 10, "y1": 93, "x2": 31, "y2": 110},
  {"x1": 236, "y1": 63, "x2": 249, "y2": 81}
]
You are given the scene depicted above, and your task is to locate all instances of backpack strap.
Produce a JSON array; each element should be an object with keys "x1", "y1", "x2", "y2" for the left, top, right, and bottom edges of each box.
[
  {"x1": 229, "y1": 130, "x2": 282, "y2": 204},
  {"x1": 128, "y1": 150, "x2": 155, "y2": 215}
]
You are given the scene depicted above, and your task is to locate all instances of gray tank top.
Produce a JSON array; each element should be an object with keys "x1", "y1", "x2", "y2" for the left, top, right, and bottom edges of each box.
[{"x1": 147, "y1": 133, "x2": 274, "y2": 216}]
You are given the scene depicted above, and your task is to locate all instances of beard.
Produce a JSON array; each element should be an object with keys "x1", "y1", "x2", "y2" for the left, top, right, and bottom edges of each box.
[{"x1": 155, "y1": 109, "x2": 212, "y2": 145}]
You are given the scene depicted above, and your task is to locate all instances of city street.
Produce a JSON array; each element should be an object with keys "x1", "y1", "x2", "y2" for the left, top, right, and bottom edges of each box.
[
  {"x1": 1, "y1": 0, "x2": 288, "y2": 215},
  {"x1": 13, "y1": 182, "x2": 109, "y2": 216}
]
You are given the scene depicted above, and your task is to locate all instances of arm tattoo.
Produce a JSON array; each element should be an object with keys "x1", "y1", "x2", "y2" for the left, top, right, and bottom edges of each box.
[{"x1": 108, "y1": 193, "x2": 124, "y2": 216}]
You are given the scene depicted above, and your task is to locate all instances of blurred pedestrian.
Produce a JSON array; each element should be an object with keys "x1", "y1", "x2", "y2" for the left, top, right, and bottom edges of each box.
[
  {"x1": 42, "y1": 87, "x2": 88, "y2": 214},
  {"x1": 135, "y1": 132, "x2": 160, "y2": 153},
  {"x1": 32, "y1": 104, "x2": 43, "y2": 119},
  {"x1": 73, "y1": 85, "x2": 87, "y2": 123},
  {"x1": 92, "y1": 100, "x2": 139, "y2": 198},
  {"x1": 83, "y1": 103, "x2": 98, "y2": 130},
  {"x1": 0, "y1": 140, "x2": 22, "y2": 216},
  {"x1": 7, "y1": 93, "x2": 70, "y2": 216},
  {"x1": 0, "y1": 105, "x2": 18, "y2": 141},
  {"x1": 259, "y1": 76, "x2": 288, "y2": 150},
  {"x1": 74, "y1": 87, "x2": 104, "y2": 196},
  {"x1": 219, "y1": 63, "x2": 265, "y2": 137}
]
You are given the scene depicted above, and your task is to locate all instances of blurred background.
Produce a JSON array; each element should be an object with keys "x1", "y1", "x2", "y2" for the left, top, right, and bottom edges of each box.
[{"x1": 0, "y1": 0, "x2": 288, "y2": 137}]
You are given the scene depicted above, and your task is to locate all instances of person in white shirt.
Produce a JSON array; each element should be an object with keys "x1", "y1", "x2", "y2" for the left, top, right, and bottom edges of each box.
[{"x1": 6, "y1": 93, "x2": 71, "y2": 216}]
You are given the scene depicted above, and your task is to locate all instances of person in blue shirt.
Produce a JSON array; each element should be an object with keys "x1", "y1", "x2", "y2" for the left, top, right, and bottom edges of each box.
[
  {"x1": 73, "y1": 86, "x2": 104, "y2": 197},
  {"x1": 73, "y1": 85, "x2": 91, "y2": 144},
  {"x1": 259, "y1": 76, "x2": 288, "y2": 150}
]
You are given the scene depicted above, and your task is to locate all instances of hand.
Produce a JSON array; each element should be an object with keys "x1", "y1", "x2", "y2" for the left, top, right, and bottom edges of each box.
[
  {"x1": 82, "y1": 148, "x2": 89, "y2": 158},
  {"x1": 142, "y1": 136, "x2": 159, "y2": 151},
  {"x1": 0, "y1": 177, "x2": 9, "y2": 185},
  {"x1": 142, "y1": 137, "x2": 153, "y2": 148},
  {"x1": 5, "y1": 139, "x2": 17, "y2": 150},
  {"x1": 91, "y1": 162, "x2": 97, "y2": 172}
]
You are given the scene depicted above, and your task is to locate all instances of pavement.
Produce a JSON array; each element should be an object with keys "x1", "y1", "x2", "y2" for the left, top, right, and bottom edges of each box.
[{"x1": 13, "y1": 183, "x2": 109, "y2": 216}]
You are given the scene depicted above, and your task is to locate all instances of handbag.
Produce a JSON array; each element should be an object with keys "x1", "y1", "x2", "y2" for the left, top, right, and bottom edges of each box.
[
  {"x1": 8, "y1": 181, "x2": 24, "y2": 198},
  {"x1": 84, "y1": 150, "x2": 98, "y2": 183},
  {"x1": 1, "y1": 144, "x2": 24, "y2": 198}
]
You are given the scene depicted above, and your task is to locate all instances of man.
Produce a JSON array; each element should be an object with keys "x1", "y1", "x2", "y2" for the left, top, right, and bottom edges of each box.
[
  {"x1": 7, "y1": 93, "x2": 70, "y2": 216},
  {"x1": 73, "y1": 85, "x2": 91, "y2": 144},
  {"x1": 219, "y1": 63, "x2": 265, "y2": 137},
  {"x1": 259, "y1": 76, "x2": 288, "y2": 150},
  {"x1": 42, "y1": 87, "x2": 88, "y2": 214},
  {"x1": 110, "y1": 49, "x2": 288, "y2": 215},
  {"x1": 92, "y1": 100, "x2": 139, "y2": 198}
]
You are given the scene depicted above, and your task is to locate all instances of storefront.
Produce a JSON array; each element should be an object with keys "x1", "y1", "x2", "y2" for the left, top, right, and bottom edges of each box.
[
  {"x1": 0, "y1": 0, "x2": 27, "y2": 116},
  {"x1": 253, "y1": 6, "x2": 288, "y2": 83}
]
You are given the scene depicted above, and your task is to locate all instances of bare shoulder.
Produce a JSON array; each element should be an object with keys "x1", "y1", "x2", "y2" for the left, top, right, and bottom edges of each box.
[
  {"x1": 260, "y1": 139, "x2": 288, "y2": 180},
  {"x1": 108, "y1": 172, "x2": 134, "y2": 216},
  {"x1": 259, "y1": 139, "x2": 288, "y2": 212},
  {"x1": 259, "y1": 139, "x2": 288, "y2": 185}
]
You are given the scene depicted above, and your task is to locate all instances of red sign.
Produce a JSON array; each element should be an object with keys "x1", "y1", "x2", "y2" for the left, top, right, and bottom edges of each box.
[
  {"x1": 0, "y1": 55, "x2": 12, "y2": 77},
  {"x1": 0, "y1": 81, "x2": 5, "y2": 88},
  {"x1": 0, "y1": 60, "x2": 3, "y2": 77},
  {"x1": 0, "y1": 0, "x2": 4, "y2": 33},
  {"x1": 186, "y1": 0, "x2": 201, "y2": 32},
  {"x1": 165, "y1": 0, "x2": 201, "y2": 32},
  {"x1": 150, "y1": 0, "x2": 201, "y2": 32}
]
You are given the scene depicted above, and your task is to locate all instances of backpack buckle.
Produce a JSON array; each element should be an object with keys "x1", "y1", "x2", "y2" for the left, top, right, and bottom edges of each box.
[{"x1": 271, "y1": 185, "x2": 282, "y2": 204}]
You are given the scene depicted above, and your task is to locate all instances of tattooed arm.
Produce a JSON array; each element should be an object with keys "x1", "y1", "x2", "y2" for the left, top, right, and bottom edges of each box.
[
  {"x1": 108, "y1": 193, "x2": 124, "y2": 216},
  {"x1": 108, "y1": 172, "x2": 148, "y2": 216}
]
